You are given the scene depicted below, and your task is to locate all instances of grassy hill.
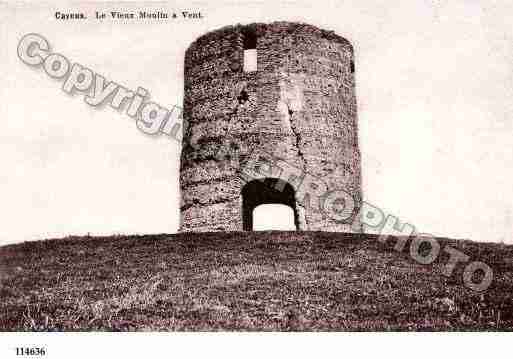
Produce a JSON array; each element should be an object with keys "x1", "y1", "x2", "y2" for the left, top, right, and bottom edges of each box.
[{"x1": 0, "y1": 231, "x2": 512, "y2": 331}]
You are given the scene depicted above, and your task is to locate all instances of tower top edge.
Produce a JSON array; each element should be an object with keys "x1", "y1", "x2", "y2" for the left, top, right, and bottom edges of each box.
[{"x1": 186, "y1": 21, "x2": 354, "y2": 54}]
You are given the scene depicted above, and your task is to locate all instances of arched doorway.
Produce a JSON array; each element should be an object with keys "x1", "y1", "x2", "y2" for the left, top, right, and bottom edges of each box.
[{"x1": 241, "y1": 178, "x2": 298, "y2": 231}]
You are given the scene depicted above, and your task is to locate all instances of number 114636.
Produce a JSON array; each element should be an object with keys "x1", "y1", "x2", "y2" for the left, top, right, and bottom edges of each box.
[{"x1": 15, "y1": 347, "x2": 46, "y2": 356}]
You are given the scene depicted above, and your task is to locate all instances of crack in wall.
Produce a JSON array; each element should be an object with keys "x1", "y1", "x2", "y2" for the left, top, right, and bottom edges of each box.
[
  {"x1": 182, "y1": 174, "x2": 235, "y2": 187},
  {"x1": 284, "y1": 101, "x2": 310, "y2": 229},
  {"x1": 213, "y1": 83, "x2": 254, "y2": 173},
  {"x1": 181, "y1": 196, "x2": 236, "y2": 213},
  {"x1": 284, "y1": 101, "x2": 306, "y2": 172}
]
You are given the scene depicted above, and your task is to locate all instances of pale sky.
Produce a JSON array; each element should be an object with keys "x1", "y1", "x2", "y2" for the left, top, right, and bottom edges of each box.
[{"x1": 1, "y1": 0, "x2": 512, "y2": 245}]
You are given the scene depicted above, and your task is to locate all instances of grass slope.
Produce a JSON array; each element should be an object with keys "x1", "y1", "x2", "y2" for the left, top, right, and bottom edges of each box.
[{"x1": 0, "y1": 231, "x2": 512, "y2": 331}]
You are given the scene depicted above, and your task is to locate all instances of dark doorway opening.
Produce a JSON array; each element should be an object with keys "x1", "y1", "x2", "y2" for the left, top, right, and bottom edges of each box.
[{"x1": 241, "y1": 178, "x2": 299, "y2": 231}]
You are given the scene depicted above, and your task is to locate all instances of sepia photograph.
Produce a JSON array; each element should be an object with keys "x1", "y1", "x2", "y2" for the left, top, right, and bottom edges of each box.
[{"x1": 0, "y1": 0, "x2": 512, "y2": 357}]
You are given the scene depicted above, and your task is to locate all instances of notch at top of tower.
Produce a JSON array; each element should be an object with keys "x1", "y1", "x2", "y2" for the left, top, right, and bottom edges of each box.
[{"x1": 242, "y1": 26, "x2": 257, "y2": 50}]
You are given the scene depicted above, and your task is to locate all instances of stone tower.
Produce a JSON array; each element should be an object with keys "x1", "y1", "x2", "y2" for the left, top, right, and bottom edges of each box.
[{"x1": 180, "y1": 22, "x2": 362, "y2": 232}]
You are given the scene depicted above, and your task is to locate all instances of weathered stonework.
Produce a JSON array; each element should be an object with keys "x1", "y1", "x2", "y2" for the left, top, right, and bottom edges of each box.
[{"x1": 180, "y1": 22, "x2": 362, "y2": 232}]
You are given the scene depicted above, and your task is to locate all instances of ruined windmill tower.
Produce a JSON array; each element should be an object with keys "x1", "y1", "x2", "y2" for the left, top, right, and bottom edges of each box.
[{"x1": 180, "y1": 22, "x2": 362, "y2": 232}]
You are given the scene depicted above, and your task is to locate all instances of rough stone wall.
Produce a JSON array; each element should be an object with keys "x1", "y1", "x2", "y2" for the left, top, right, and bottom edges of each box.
[{"x1": 180, "y1": 22, "x2": 362, "y2": 232}]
